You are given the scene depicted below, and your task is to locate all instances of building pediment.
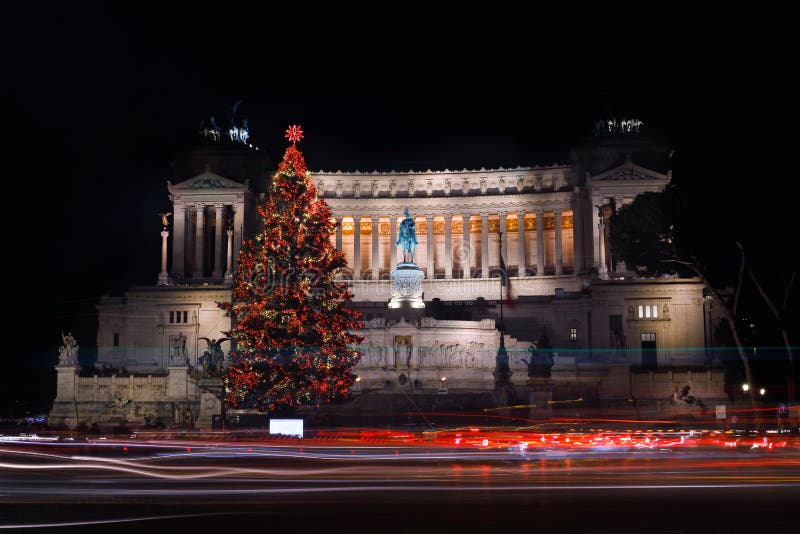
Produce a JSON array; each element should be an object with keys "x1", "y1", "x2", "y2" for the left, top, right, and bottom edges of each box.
[
  {"x1": 168, "y1": 169, "x2": 249, "y2": 192},
  {"x1": 588, "y1": 162, "x2": 670, "y2": 183}
]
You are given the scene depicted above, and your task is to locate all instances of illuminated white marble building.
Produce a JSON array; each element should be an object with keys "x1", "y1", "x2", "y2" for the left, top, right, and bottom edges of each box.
[{"x1": 51, "y1": 127, "x2": 726, "y2": 428}]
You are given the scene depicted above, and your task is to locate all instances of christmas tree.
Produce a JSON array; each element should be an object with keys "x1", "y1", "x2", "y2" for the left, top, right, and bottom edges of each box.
[{"x1": 221, "y1": 125, "x2": 363, "y2": 412}]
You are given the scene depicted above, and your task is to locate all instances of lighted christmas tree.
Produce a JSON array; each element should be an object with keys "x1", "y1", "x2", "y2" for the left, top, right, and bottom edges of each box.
[{"x1": 221, "y1": 125, "x2": 363, "y2": 412}]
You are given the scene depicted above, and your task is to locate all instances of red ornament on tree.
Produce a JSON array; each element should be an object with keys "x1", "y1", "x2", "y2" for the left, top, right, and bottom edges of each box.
[
  {"x1": 221, "y1": 127, "x2": 362, "y2": 413},
  {"x1": 285, "y1": 124, "x2": 304, "y2": 145}
]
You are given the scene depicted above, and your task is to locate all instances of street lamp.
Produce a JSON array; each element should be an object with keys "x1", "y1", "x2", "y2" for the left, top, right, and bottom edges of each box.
[
  {"x1": 437, "y1": 376, "x2": 448, "y2": 395},
  {"x1": 741, "y1": 383, "x2": 750, "y2": 392},
  {"x1": 759, "y1": 388, "x2": 766, "y2": 396}
]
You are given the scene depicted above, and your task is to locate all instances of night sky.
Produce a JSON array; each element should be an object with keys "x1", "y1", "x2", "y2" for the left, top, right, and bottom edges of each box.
[{"x1": 3, "y1": 5, "x2": 793, "y2": 413}]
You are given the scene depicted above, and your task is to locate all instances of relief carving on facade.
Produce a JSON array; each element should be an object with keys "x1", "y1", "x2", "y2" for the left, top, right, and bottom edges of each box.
[{"x1": 169, "y1": 333, "x2": 188, "y2": 366}]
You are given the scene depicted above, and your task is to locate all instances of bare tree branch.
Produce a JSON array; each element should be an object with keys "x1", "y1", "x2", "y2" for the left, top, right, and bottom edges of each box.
[
  {"x1": 733, "y1": 241, "x2": 746, "y2": 319},
  {"x1": 747, "y1": 264, "x2": 797, "y2": 402},
  {"x1": 749, "y1": 267, "x2": 780, "y2": 320},
  {"x1": 783, "y1": 271, "x2": 796, "y2": 312}
]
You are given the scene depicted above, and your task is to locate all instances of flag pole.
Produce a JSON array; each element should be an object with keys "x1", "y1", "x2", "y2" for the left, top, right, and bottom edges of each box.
[{"x1": 499, "y1": 230, "x2": 504, "y2": 334}]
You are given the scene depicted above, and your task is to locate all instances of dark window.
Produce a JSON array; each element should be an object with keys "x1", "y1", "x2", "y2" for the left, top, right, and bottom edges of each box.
[
  {"x1": 641, "y1": 332, "x2": 657, "y2": 369},
  {"x1": 169, "y1": 311, "x2": 175, "y2": 323},
  {"x1": 183, "y1": 311, "x2": 188, "y2": 323},
  {"x1": 113, "y1": 333, "x2": 119, "y2": 347},
  {"x1": 609, "y1": 314, "x2": 623, "y2": 347}
]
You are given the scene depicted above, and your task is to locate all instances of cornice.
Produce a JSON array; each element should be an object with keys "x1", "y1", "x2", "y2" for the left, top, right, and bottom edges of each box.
[
  {"x1": 312, "y1": 165, "x2": 575, "y2": 199},
  {"x1": 324, "y1": 192, "x2": 574, "y2": 216}
]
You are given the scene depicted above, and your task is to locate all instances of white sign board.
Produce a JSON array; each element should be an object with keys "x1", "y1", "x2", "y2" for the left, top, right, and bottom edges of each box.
[
  {"x1": 715, "y1": 405, "x2": 726, "y2": 419},
  {"x1": 269, "y1": 418, "x2": 304, "y2": 438}
]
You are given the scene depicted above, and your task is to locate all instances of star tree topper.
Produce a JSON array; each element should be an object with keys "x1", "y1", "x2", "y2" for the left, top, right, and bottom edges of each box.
[{"x1": 285, "y1": 124, "x2": 304, "y2": 145}]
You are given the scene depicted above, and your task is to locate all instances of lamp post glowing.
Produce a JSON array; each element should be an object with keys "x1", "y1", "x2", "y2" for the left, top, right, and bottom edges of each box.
[
  {"x1": 742, "y1": 383, "x2": 750, "y2": 392},
  {"x1": 759, "y1": 388, "x2": 766, "y2": 396},
  {"x1": 438, "y1": 376, "x2": 448, "y2": 395}
]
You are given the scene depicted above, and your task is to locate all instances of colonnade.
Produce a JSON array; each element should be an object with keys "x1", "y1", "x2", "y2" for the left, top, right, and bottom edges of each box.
[
  {"x1": 171, "y1": 202, "x2": 243, "y2": 281},
  {"x1": 332, "y1": 210, "x2": 574, "y2": 279}
]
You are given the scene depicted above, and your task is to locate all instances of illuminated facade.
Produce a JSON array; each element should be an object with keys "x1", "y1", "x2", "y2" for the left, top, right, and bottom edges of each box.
[{"x1": 50, "y1": 128, "x2": 726, "y2": 428}]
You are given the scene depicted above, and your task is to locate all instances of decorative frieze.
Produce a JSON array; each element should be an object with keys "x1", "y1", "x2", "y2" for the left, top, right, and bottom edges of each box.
[{"x1": 313, "y1": 165, "x2": 574, "y2": 198}]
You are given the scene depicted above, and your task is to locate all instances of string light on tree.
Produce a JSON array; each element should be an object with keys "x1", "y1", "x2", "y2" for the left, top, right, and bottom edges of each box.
[{"x1": 221, "y1": 124, "x2": 363, "y2": 412}]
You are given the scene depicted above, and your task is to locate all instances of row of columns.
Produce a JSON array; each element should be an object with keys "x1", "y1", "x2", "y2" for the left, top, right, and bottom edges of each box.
[
  {"x1": 334, "y1": 210, "x2": 567, "y2": 280},
  {"x1": 593, "y1": 195, "x2": 626, "y2": 279},
  {"x1": 171, "y1": 202, "x2": 243, "y2": 281}
]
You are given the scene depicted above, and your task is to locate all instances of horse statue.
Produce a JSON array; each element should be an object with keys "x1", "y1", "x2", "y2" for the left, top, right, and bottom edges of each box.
[
  {"x1": 198, "y1": 337, "x2": 230, "y2": 375},
  {"x1": 395, "y1": 208, "x2": 419, "y2": 264}
]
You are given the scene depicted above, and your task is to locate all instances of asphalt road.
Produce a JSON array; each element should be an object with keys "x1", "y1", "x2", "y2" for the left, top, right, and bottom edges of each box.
[{"x1": 1, "y1": 442, "x2": 799, "y2": 533}]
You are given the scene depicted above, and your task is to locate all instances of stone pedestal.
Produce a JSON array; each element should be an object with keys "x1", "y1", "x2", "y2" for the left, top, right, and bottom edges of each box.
[
  {"x1": 167, "y1": 366, "x2": 189, "y2": 399},
  {"x1": 50, "y1": 366, "x2": 80, "y2": 428},
  {"x1": 49, "y1": 401, "x2": 79, "y2": 429},
  {"x1": 195, "y1": 377, "x2": 224, "y2": 428},
  {"x1": 389, "y1": 262, "x2": 425, "y2": 310},
  {"x1": 528, "y1": 379, "x2": 554, "y2": 419},
  {"x1": 54, "y1": 366, "x2": 78, "y2": 400}
]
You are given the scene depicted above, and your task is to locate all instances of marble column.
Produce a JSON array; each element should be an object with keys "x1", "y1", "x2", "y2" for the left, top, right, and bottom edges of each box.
[
  {"x1": 225, "y1": 228, "x2": 233, "y2": 284},
  {"x1": 572, "y1": 188, "x2": 583, "y2": 273},
  {"x1": 536, "y1": 209, "x2": 545, "y2": 276},
  {"x1": 193, "y1": 205, "x2": 205, "y2": 279},
  {"x1": 444, "y1": 214, "x2": 453, "y2": 279},
  {"x1": 171, "y1": 202, "x2": 185, "y2": 279},
  {"x1": 611, "y1": 197, "x2": 624, "y2": 270},
  {"x1": 334, "y1": 216, "x2": 343, "y2": 252},
  {"x1": 517, "y1": 211, "x2": 526, "y2": 276},
  {"x1": 371, "y1": 217, "x2": 379, "y2": 278},
  {"x1": 158, "y1": 229, "x2": 170, "y2": 285},
  {"x1": 598, "y1": 218, "x2": 609, "y2": 280},
  {"x1": 592, "y1": 197, "x2": 602, "y2": 268},
  {"x1": 461, "y1": 213, "x2": 471, "y2": 278},
  {"x1": 480, "y1": 213, "x2": 489, "y2": 278},
  {"x1": 213, "y1": 203, "x2": 224, "y2": 279},
  {"x1": 426, "y1": 214, "x2": 434, "y2": 277},
  {"x1": 233, "y1": 201, "x2": 244, "y2": 267},
  {"x1": 554, "y1": 209, "x2": 563, "y2": 276},
  {"x1": 498, "y1": 212, "x2": 507, "y2": 270},
  {"x1": 390, "y1": 214, "x2": 397, "y2": 267},
  {"x1": 353, "y1": 215, "x2": 361, "y2": 280}
]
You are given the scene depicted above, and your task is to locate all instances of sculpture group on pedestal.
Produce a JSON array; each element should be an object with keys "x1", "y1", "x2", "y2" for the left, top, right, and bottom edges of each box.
[
  {"x1": 57, "y1": 331, "x2": 79, "y2": 367},
  {"x1": 197, "y1": 337, "x2": 230, "y2": 376},
  {"x1": 389, "y1": 208, "x2": 425, "y2": 309}
]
